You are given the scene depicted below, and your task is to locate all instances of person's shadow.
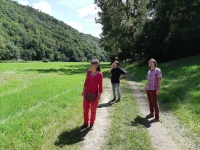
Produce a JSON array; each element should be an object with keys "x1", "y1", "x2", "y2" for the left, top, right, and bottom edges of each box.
[
  {"x1": 98, "y1": 98, "x2": 120, "y2": 108},
  {"x1": 131, "y1": 116, "x2": 152, "y2": 128},
  {"x1": 54, "y1": 127, "x2": 90, "y2": 148}
]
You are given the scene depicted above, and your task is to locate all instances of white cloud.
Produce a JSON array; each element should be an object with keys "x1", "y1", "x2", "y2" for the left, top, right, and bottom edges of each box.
[
  {"x1": 18, "y1": 0, "x2": 29, "y2": 6},
  {"x1": 64, "y1": 21, "x2": 84, "y2": 31},
  {"x1": 33, "y1": 1, "x2": 52, "y2": 14},
  {"x1": 78, "y1": 4, "x2": 101, "y2": 21}
]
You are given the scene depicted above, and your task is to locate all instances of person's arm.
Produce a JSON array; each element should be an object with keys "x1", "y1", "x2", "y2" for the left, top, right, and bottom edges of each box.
[
  {"x1": 108, "y1": 63, "x2": 114, "y2": 73},
  {"x1": 98, "y1": 72, "x2": 103, "y2": 100},
  {"x1": 156, "y1": 69, "x2": 162, "y2": 95},
  {"x1": 145, "y1": 74, "x2": 148, "y2": 94},
  {"x1": 120, "y1": 74, "x2": 125, "y2": 79},
  {"x1": 119, "y1": 69, "x2": 126, "y2": 79},
  {"x1": 82, "y1": 71, "x2": 89, "y2": 96},
  {"x1": 156, "y1": 79, "x2": 162, "y2": 95},
  {"x1": 145, "y1": 81, "x2": 148, "y2": 94}
]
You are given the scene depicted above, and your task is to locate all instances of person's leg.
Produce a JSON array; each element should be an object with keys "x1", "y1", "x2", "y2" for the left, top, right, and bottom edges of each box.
[
  {"x1": 150, "y1": 90, "x2": 159, "y2": 120},
  {"x1": 90, "y1": 99, "x2": 99, "y2": 125},
  {"x1": 116, "y1": 83, "x2": 121, "y2": 100},
  {"x1": 117, "y1": 83, "x2": 121, "y2": 101},
  {"x1": 146, "y1": 90, "x2": 154, "y2": 117},
  {"x1": 112, "y1": 83, "x2": 116, "y2": 100},
  {"x1": 83, "y1": 99, "x2": 90, "y2": 125}
]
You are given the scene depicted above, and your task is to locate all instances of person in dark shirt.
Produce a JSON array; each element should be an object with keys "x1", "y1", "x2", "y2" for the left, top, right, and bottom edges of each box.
[{"x1": 109, "y1": 61, "x2": 126, "y2": 102}]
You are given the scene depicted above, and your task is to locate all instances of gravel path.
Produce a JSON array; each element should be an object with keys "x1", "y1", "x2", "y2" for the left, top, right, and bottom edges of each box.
[
  {"x1": 81, "y1": 76, "x2": 184, "y2": 150},
  {"x1": 126, "y1": 75, "x2": 180, "y2": 150},
  {"x1": 80, "y1": 79, "x2": 112, "y2": 150}
]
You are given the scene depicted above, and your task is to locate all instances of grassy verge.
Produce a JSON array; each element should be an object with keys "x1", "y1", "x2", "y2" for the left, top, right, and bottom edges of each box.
[
  {"x1": 104, "y1": 79, "x2": 153, "y2": 150},
  {"x1": 126, "y1": 55, "x2": 200, "y2": 137},
  {"x1": 0, "y1": 62, "x2": 110, "y2": 150}
]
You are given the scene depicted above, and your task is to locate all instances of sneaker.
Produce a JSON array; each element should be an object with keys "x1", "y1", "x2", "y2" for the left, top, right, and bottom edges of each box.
[
  {"x1": 80, "y1": 124, "x2": 88, "y2": 129},
  {"x1": 145, "y1": 114, "x2": 154, "y2": 119}
]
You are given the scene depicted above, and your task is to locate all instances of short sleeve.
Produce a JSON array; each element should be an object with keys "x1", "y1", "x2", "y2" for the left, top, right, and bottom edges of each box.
[
  {"x1": 156, "y1": 69, "x2": 162, "y2": 79},
  {"x1": 120, "y1": 69, "x2": 126, "y2": 75}
]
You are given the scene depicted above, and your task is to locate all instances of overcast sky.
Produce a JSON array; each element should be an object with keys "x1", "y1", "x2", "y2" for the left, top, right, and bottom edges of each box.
[{"x1": 13, "y1": 0, "x2": 102, "y2": 37}]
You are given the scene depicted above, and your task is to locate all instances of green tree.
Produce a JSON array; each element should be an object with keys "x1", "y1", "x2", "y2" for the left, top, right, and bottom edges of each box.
[{"x1": 0, "y1": 0, "x2": 107, "y2": 62}]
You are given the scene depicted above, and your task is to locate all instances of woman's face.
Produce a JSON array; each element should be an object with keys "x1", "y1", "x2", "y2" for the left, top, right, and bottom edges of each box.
[
  {"x1": 90, "y1": 61, "x2": 98, "y2": 70},
  {"x1": 148, "y1": 60, "x2": 155, "y2": 68},
  {"x1": 113, "y1": 62, "x2": 117, "y2": 68}
]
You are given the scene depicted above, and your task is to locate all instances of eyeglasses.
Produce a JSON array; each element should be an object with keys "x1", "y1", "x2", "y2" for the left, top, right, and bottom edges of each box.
[
  {"x1": 148, "y1": 61, "x2": 155, "y2": 64},
  {"x1": 91, "y1": 62, "x2": 97, "y2": 65}
]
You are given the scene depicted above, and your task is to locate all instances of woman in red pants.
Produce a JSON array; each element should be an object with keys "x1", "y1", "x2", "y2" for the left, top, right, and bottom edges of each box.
[{"x1": 81, "y1": 59, "x2": 103, "y2": 128}]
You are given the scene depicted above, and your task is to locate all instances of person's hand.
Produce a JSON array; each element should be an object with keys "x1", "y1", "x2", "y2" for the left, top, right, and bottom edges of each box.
[
  {"x1": 156, "y1": 89, "x2": 160, "y2": 95},
  {"x1": 145, "y1": 89, "x2": 147, "y2": 94},
  {"x1": 98, "y1": 93, "x2": 101, "y2": 100},
  {"x1": 120, "y1": 75, "x2": 124, "y2": 79}
]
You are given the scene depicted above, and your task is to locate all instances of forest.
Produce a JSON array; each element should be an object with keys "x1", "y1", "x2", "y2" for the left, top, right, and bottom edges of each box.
[
  {"x1": 0, "y1": 0, "x2": 107, "y2": 62},
  {"x1": 95, "y1": 0, "x2": 200, "y2": 62}
]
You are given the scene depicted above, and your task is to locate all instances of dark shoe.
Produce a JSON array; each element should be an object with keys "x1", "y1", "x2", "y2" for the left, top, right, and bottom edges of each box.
[
  {"x1": 116, "y1": 99, "x2": 120, "y2": 102},
  {"x1": 146, "y1": 114, "x2": 154, "y2": 119},
  {"x1": 151, "y1": 118, "x2": 160, "y2": 122},
  {"x1": 80, "y1": 124, "x2": 88, "y2": 129},
  {"x1": 111, "y1": 99, "x2": 116, "y2": 102}
]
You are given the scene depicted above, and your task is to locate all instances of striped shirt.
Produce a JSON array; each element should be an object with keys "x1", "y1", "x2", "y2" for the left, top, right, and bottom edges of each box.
[{"x1": 146, "y1": 68, "x2": 162, "y2": 90}]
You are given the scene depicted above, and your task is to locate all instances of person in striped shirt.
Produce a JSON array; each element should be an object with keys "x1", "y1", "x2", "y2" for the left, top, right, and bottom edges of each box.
[{"x1": 145, "y1": 58, "x2": 162, "y2": 122}]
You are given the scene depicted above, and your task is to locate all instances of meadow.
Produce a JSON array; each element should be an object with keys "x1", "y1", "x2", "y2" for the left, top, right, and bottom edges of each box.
[
  {"x1": 0, "y1": 62, "x2": 155, "y2": 150},
  {"x1": 1, "y1": 56, "x2": 200, "y2": 149},
  {"x1": 126, "y1": 55, "x2": 200, "y2": 141},
  {"x1": 0, "y1": 62, "x2": 96, "y2": 149}
]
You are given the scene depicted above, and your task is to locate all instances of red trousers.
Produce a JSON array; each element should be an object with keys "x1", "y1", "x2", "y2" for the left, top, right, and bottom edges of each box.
[
  {"x1": 83, "y1": 98, "x2": 99, "y2": 125},
  {"x1": 146, "y1": 90, "x2": 160, "y2": 119}
]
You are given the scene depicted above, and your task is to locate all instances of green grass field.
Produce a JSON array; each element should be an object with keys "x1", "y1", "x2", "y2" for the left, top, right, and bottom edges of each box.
[
  {"x1": 126, "y1": 55, "x2": 200, "y2": 138},
  {"x1": 0, "y1": 62, "x2": 87, "y2": 149},
  {"x1": 0, "y1": 62, "x2": 154, "y2": 150},
  {"x1": 0, "y1": 56, "x2": 200, "y2": 150},
  {"x1": 4, "y1": 57, "x2": 199, "y2": 149}
]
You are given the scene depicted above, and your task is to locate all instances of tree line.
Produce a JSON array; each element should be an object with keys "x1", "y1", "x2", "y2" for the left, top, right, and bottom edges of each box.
[
  {"x1": 95, "y1": 0, "x2": 200, "y2": 63},
  {"x1": 0, "y1": 0, "x2": 107, "y2": 62}
]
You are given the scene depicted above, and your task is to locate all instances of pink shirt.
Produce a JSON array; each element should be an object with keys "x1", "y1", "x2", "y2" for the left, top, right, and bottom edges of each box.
[
  {"x1": 146, "y1": 68, "x2": 162, "y2": 90},
  {"x1": 84, "y1": 70, "x2": 103, "y2": 96}
]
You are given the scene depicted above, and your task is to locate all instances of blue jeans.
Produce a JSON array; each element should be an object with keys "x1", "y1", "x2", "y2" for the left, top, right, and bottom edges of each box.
[{"x1": 112, "y1": 83, "x2": 121, "y2": 100}]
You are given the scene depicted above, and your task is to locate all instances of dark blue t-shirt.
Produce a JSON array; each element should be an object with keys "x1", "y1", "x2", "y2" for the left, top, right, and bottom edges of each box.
[{"x1": 111, "y1": 68, "x2": 126, "y2": 83}]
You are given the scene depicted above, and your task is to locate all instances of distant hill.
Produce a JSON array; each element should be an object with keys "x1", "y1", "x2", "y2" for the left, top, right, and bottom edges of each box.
[{"x1": 0, "y1": 0, "x2": 107, "y2": 62}]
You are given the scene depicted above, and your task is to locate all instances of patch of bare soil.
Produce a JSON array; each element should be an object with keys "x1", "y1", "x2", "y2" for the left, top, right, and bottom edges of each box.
[
  {"x1": 127, "y1": 75, "x2": 199, "y2": 150},
  {"x1": 80, "y1": 79, "x2": 112, "y2": 150}
]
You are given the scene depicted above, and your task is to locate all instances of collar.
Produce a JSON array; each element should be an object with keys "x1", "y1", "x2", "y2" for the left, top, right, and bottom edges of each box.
[{"x1": 150, "y1": 67, "x2": 156, "y2": 71}]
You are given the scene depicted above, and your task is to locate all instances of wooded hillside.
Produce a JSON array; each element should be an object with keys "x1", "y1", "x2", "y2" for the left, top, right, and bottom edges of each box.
[{"x1": 0, "y1": 0, "x2": 107, "y2": 62}]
